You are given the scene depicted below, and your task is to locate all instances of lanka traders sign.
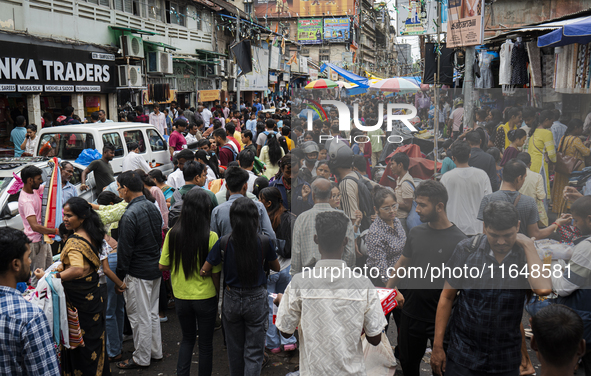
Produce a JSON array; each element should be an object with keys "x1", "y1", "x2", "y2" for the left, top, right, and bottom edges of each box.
[
  {"x1": 0, "y1": 41, "x2": 117, "y2": 93},
  {"x1": 297, "y1": 19, "x2": 323, "y2": 45}
]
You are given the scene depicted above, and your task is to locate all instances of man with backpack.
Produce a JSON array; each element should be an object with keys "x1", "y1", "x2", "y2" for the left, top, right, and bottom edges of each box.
[
  {"x1": 213, "y1": 128, "x2": 236, "y2": 167},
  {"x1": 256, "y1": 119, "x2": 277, "y2": 157},
  {"x1": 328, "y1": 142, "x2": 373, "y2": 232},
  {"x1": 59, "y1": 106, "x2": 81, "y2": 125},
  {"x1": 389, "y1": 153, "x2": 415, "y2": 234},
  {"x1": 168, "y1": 161, "x2": 218, "y2": 228}
]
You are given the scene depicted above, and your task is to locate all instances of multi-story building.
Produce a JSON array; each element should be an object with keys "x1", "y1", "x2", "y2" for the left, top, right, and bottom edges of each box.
[{"x1": 396, "y1": 43, "x2": 412, "y2": 76}]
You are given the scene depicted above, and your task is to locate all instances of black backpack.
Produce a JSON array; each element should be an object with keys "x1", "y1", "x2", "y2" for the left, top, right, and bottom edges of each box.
[{"x1": 341, "y1": 171, "x2": 374, "y2": 232}]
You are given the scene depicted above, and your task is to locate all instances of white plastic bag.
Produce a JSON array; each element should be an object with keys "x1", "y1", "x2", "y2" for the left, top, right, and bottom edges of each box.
[{"x1": 362, "y1": 333, "x2": 397, "y2": 376}]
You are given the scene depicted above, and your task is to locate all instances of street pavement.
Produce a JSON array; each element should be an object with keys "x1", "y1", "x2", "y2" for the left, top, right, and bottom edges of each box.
[{"x1": 109, "y1": 309, "x2": 551, "y2": 375}]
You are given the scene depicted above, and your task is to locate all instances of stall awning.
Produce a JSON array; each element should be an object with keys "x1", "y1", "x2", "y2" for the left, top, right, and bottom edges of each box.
[
  {"x1": 538, "y1": 16, "x2": 591, "y2": 47},
  {"x1": 320, "y1": 63, "x2": 369, "y2": 88},
  {"x1": 143, "y1": 40, "x2": 178, "y2": 50},
  {"x1": 109, "y1": 26, "x2": 162, "y2": 36}
]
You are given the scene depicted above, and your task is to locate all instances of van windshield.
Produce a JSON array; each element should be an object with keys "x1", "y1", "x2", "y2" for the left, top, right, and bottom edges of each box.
[{"x1": 37, "y1": 133, "x2": 96, "y2": 160}]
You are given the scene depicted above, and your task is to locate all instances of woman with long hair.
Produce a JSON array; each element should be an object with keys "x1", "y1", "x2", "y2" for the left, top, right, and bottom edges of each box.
[
  {"x1": 551, "y1": 118, "x2": 591, "y2": 214},
  {"x1": 258, "y1": 187, "x2": 297, "y2": 353},
  {"x1": 500, "y1": 128, "x2": 527, "y2": 166},
  {"x1": 260, "y1": 133, "x2": 285, "y2": 179},
  {"x1": 278, "y1": 135, "x2": 290, "y2": 155},
  {"x1": 159, "y1": 189, "x2": 220, "y2": 376},
  {"x1": 201, "y1": 198, "x2": 280, "y2": 375},
  {"x1": 196, "y1": 149, "x2": 221, "y2": 184},
  {"x1": 58, "y1": 197, "x2": 111, "y2": 375},
  {"x1": 528, "y1": 109, "x2": 557, "y2": 196},
  {"x1": 148, "y1": 169, "x2": 175, "y2": 204}
]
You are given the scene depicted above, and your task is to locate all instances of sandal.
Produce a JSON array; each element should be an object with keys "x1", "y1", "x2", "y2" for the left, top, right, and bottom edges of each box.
[
  {"x1": 108, "y1": 354, "x2": 122, "y2": 362},
  {"x1": 117, "y1": 358, "x2": 148, "y2": 369}
]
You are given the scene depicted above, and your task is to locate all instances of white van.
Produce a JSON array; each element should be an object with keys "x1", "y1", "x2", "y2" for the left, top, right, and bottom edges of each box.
[{"x1": 35, "y1": 123, "x2": 174, "y2": 175}]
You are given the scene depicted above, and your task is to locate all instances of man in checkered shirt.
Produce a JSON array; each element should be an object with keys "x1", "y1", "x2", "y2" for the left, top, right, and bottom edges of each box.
[{"x1": 0, "y1": 227, "x2": 59, "y2": 376}]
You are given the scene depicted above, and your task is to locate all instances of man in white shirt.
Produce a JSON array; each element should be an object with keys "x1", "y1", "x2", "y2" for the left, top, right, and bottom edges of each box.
[
  {"x1": 98, "y1": 110, "x2": 114, "y2": 123},
  {"x1": 166, "y1": 149, "x2": 194, "y2": 190},
  {"x1": 440, "y1": 141, "x2": 492, "y2": 235},
  {"x1": 201, "y1": 104, "x2": 212, "y2": 128},
  {"x1": 275, "y1": 211, "x2": 387, "y2": 375},
  {"x1": 149, "y1": 106, "x2": 167, "y2": 135},
  {"x1": 222, "y1": 101, "x2": 230, "y2": 119},
  {"x1": 122, "y1": 142, "x2": 151, "y2": 173},
  {"x1": 185, "y1": 122, "x2": 202, "y2": 145}
]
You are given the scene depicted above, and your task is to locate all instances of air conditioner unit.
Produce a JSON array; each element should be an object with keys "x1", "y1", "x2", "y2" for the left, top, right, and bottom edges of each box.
[
  {"x1": 227, "y1": 78, "x2": 236, "y2": 92},
  {"x1": 147, "y1": 51, "x2": 173, "y2": 74},
  {"x1": 218, "y1": 60, "x2": 226, "y2": 75},
  {"x1": 227, "y1": 60, "x2": 236, "y2": 78},
  {"x1": 120, "y1": 35, "x2": 144, "y2": 58},
  {"x1": 118, "y1": 65, "x2": 143, "y2": 87}
]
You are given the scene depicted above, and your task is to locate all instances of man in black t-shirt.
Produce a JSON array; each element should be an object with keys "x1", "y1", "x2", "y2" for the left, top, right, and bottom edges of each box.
[
  {"x1": 81, "y1": 144, "x2": 115, "y2": 196},
  {"x1": 386, "y1": 180, "x2": 467, "y2": 376}
]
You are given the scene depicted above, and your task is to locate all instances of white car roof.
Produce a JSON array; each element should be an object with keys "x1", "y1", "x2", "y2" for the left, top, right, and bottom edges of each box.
[{"x1": 38, "y1": 122, "x2": 160, "y2": 133}]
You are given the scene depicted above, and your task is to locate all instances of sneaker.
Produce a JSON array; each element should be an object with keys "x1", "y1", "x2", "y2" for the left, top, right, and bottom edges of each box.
[
  {"x1": 283, "y1": 344, "x2": 297, "y2": 352},
  {"x1": 268, "y1": 347, "x2": 281, "y2": 354},
  {"x1": 159, "y1": 316, "x2": 168, "y2": 323}
]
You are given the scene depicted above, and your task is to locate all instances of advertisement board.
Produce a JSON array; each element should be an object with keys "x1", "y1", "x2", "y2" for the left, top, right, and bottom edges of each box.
[
  {"x1": 199, "y1": 90, "x2": 220, "y2": 102},
  {"x1": 396, "y1": 0, "x2": 448, "y2": 36},
  {"x1": 447, "y1": 0, "x2": 485, "y2": 47},
  {"x1": 297, "y1": 19, "x2": 323, "y2": 45},
  {"x1": 254, "y1": 0, "x2": 355, "y2": 18},
  {"x1": 324, "y1": 18, "x2": 350, "y2": 42},
  {"x1": 238, "y1": 47, "x2": 269, "y2": 91}
]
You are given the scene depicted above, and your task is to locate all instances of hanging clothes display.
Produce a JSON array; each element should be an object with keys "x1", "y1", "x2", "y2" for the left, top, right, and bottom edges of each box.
[
  {"x1": 499, "y1": 39, "x2": 514, "y2": 85},
  {"x1": 526, "y1": 41, "x2": 542, "y2": 87},
  {"x1": 475, "y1": 52, "x2": 494, "y2": 88},
  {"x1": 510, "y1": 41, "x2": 528, "y2": 85}
]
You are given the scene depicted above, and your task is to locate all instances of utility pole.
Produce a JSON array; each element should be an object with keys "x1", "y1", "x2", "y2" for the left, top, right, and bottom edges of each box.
[
  {"x1": 236, "y1": 14, "x2": 241, "y2": 110},
  {"x1": 433, "y1": 0, "x2": 441, "y2": 178},
  {"x1": 463, "y1": 46, "x2": 475, "y2": 131}
]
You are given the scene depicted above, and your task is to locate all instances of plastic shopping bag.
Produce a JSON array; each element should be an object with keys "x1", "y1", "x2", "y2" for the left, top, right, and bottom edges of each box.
[
  {"x1": 362, "y1": 333, "x2": 397, "y2": 376},
  {"x1": 75, "y1": 149, "x2": 102, "y2": 166}
]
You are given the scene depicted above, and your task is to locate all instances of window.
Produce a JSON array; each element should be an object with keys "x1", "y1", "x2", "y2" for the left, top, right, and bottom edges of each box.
[
  {"x1": 123, "y1": 130, "x2": 146, "y2": 153},
  {"x1": 166, "y1": 1, "x2": 186, "y2": 26},
  {"x1": 37, "y1": 133, "x2": 96, "y2": 160},
  {"x1": 319, "y1": 54, "x2": 330, "y2": 62},
  {"x1": 244, "y1": 3, "x2": 252, "y2": 15},
  {"x1": 114, "y1": 0, "x2": 140, "y2": 15},
  {"x1": 69, "y1": 166, "x2": 83, "y2": 185},
  {"x1": 147, "y1": 0, "x2": 163, "y2": 21},
  {"x1": 87, "y1": 0, "x2": 110, "y2": 7},
  {"x1": 196, "y1": 10, "x2": 202, "y2": 30},
  {"x1": 147, "y1": 129, "x2": 166, "y2": 151},
  {"x1": 102, "y1": 133, "x2": 124, "y2": 157}
]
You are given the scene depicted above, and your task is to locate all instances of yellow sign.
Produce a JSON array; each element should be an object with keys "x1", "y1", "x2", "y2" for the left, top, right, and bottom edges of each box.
[{"x1": 199, "y1": 90, "x2": 220, "y2": 102}]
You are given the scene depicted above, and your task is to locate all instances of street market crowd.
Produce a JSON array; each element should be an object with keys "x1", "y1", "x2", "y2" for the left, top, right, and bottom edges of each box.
[{"x1": 2, "y1": 92, "x2": 591, "y2": 376}]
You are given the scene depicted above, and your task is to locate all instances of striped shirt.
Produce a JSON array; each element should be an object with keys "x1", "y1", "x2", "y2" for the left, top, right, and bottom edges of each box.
[{"x1": 0, "y1": 286, "x2": 60, "y2": 376}]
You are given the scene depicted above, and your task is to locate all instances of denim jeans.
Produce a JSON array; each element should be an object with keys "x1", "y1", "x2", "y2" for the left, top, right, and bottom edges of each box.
[
  {"x1": 105, "y1": 253, "x2": 125, "y2": 358},
  {"x1": 222, "y1": 285, "x2": 268, "y2": 376},
  {"x1": 266, "y1": 266, "x2": 296, "y2": 349},
  {"x1": 176, "y1": 297, "x2": 218, "y2": 376},
  {"x1": 524, "y1": 295, "x2": 553, "y2": 317}
]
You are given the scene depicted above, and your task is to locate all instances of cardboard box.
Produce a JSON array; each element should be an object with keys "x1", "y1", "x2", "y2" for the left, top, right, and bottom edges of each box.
[{"x1": 377, "y1": 288, "x2": 398, "y2": 315}]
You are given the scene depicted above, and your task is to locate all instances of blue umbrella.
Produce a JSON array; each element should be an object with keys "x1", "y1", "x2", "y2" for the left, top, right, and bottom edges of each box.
[{"x1": 538, "y1": 16, "x2": 591, "y2": 48}]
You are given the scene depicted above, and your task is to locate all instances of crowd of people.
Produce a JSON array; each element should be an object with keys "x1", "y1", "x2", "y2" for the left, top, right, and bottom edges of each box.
[{"x1": 2, "y1": 92, "x2": 591, "y2": 376}]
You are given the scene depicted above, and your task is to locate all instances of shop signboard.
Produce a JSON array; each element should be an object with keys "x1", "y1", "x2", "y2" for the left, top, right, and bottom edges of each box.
[
  {"x1": 269, "y1": 46, "x2": 281, "y2": 70},
  {"x1": 324, "y1": 18, "x2": 350, "y2": 42},
  {"x1": 254, "y1": 0, "x2": 355, "y2": 18},
  {"x1": 238, "y1": 47, "x2": 269, "y2": 91},
  {"x1": 299, "y1": 56, "x2": 309, "y2": 74},
  {"x1": 0, "y1": 41, "x2": 117, "y2": 93},
  {"x1": 199, "y1": 89, "x2": 220, "y2": 102},
  {"x1": 396, "y1": 0, "x2": 448, "y2": 36},
  {"x1": 309, "y1": 69, "x2": 318, "y2": 81},
  {"x1": 297, "y1": 19, "x2": 323, "y2": 45},
  {"x1": 447, "y1": 0, "x2": 485, "y2": 47}
]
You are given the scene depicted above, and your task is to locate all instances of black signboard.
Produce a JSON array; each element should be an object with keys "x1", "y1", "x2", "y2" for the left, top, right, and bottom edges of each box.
[{"x1": 0, "y1": 41, "x2": 117, "y2": 93}]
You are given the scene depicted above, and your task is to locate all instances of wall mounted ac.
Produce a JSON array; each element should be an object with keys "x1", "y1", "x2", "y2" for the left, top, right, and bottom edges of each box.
[
  {"x1": 118, "y1": 65, "x2": 143, "y2": 87},
  {"x1": 120, "y1": 35, "x2": 144, "y2": 58},
  {"x1": 147, "y1": 51, "x2": 173, "y2": 74}
]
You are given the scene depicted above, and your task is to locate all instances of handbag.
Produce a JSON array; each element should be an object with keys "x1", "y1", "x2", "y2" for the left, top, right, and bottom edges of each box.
[
  {"x1": 66, "y1": 301, "x2": 85, "y2": 348},
  {"x1": 555, "y1": 136, "x2": 583, "y2": 175}
]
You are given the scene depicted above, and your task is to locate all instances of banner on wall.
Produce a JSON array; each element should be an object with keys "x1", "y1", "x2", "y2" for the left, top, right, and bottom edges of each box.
[
  {"x1": 324, "y1": 18, "x2": 350, "y2": 42},
  {"x1": 297, "y1": 19, "x2": 323, "y2": 45},
  {"x1": 396, "y1": 0, "x2": 447, "y2": 36},
  {"x1": 199, "y1": 90, "x2": 220, "y2": 102},
  {"x1": 253, "y1": 0, "x2": 355, "y2": 18},
  {"x1": 309, "y1": 68, "x2": 318, "y2": 81},
  {"x1": 447, "y1": 0, "x2": 485, "y2": 47}
]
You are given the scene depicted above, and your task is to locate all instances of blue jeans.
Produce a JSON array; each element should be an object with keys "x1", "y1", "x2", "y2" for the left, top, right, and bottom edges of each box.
[
  {"x1": 105, "y1": 253, "x2": 125, "y2": 358},
  {"x1": 266, "y1": 266, "x2": 296, "y2": 349},
  {"x1": 222, "y1": 285, "x2": 268, "y2": 376},
  {"x1": 524, "y1": 295, "x2": 553, "y2": 317},
  {"x1": 176, "y1": 297, "x2": 217, "y2": 376}
]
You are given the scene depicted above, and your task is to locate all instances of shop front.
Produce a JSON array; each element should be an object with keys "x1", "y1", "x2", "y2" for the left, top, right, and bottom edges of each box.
[{"x1": 0, "y1": 39, "x2": 117, "y2": 146}]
